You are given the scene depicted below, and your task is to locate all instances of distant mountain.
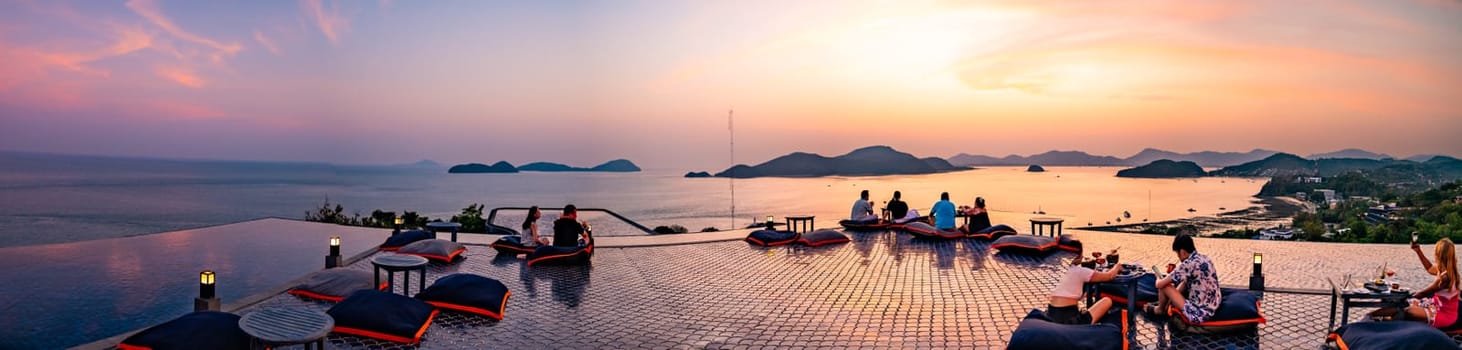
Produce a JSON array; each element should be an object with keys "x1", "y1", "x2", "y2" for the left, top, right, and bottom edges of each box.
[
  {"x1": 395, "y1": 159, "x2": 441, "y2": 168},
  {"x1": 448, "y1": 161, "x2": 518, "y2": 173},
  {"x1": 515, "y1": 159, "x2": 642, "y2": 172},
  {"x1": 1406, "y1": 154, "x2": 1447, "y2": 162},
  {"x1": 1309, "y1": 149, "x2": 1393, "y2": 160},
  {"x1": 713, "y1": 145, "x2": 966, "y2": 178},
  {"x1": 1209, "y1": 153, "x2": 1408, "y2": 177},
  {"x1": 1124, "y1": 148, "x2": 1278, "y2": 167},
  {"x1": 1116, "y1": 160, "x2": 1206, "y2": 178},
  {"x1": 947, "y1": 150, "x2": 1123, "y2": 167},
  {"x1": 590, "y1": 159, "x2": 641, "y2": 172}
]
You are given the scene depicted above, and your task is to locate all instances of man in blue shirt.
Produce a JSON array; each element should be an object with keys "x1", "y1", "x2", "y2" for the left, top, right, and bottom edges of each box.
[{"x1": 931, "y1": 192, "x2": 957, "y2": 230}]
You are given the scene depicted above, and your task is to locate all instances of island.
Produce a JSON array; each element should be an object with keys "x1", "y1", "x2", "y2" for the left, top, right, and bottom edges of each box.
[
  {"x1": 448, "y1": 161, "x2": 518, "y2": 173},
  {"x1": 684, "y1": 171, "x2": 712, "y2": 178},
  {"x1": 1116, "y1": 159, "x2": 1206, "y2": 178},
  {"x1": 451, "y1": 159, "x2": 641, "y2": 174},
  {"x1": 1026, "y1": 165, "x2": 1045, "y2": 172},
  {"x1": 712, "y1": 145, "x2": 967, "y2": 178}
]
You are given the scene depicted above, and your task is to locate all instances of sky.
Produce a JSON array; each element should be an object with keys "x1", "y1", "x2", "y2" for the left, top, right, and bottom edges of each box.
[{"x1": 0, "y1": 0, "x2": 1459, "y2": 170}]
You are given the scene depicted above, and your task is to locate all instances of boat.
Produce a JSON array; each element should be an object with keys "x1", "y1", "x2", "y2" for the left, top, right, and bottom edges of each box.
[
  {"x1": 1123, "y1": 211, "x2": 1131, "y2": 219},
  {"x1": 1258, "y1": 228, "x2": 1295, "y2": 240},
  {"x1": 1187, "y1": 208, "x2": 1197, "y2": 212}
]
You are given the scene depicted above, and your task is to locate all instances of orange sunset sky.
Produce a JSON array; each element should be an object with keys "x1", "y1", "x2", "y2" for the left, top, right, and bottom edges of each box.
[{"x1": 1, "y1": 0, "x2": 1459, "y2": 169}]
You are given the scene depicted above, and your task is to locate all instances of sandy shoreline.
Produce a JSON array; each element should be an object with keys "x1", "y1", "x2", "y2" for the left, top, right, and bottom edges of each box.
[{"x1": 1081, "y1": 196, "x2": 1312, "y2": 236}]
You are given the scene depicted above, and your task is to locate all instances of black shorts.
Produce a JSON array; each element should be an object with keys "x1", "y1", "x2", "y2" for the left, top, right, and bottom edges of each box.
[{"x1": 1046, "y1": 304, "x2": 1092, "y2": 325}]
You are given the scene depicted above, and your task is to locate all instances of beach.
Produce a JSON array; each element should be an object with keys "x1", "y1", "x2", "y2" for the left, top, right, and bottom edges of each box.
[{"x1": 1083, "y1": 196, "x2": 1312, "y2": 236}]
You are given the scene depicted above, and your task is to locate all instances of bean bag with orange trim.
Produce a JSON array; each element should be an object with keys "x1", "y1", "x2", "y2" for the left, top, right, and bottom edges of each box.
[
  {"x1": 745, "y1": 230, "x2": 798, "y2": 246},
  {"x1": 903, "y1": 222, "x2": 964, "y2": 239},
  {"x1": 526, "y1": 244, "x2": 593, "y2": 266},
  {"x1": 1058, "y1": 234, "x2": 1083, "y2": 253},
  {"x1": 1095, "y1": 273, "x2": 1159, "y2": 308},
  {"x1": 327, "y1": 290, "x2": 438, "y2": 344},
  {"x1": 1167, "y1": 288, "x2": 1266, "y2": 334},
  {"x1": 1326, "y1": 321, "x2": 1453, "y2": 350},
  {"x1": 992, "y1": 235, "x2": 1059, "y2": 254},
  {"x1": 798, "y1": 229, "x2": 850, "y2": 247},
  {"x1": 965, "y1": 224, "x2": 1017, "y2": 240},
  {"x1": 117, "y1": 311, "x2": 249, "y2": 350},
  {"x1": 415, "y1": 274, "x2": 511, "y2": 320},
  {"x1": 379, "y1": 230, "x2": 435, "y2": 251},
  {"x1": 839, "y1": 219, "x2": 890, "y2": 231},
  {"x1": 396, "y1": 239, "x2": 467, "y2": 263},
  {"x1": 288, "y1": 268, "x2": 388, "y2": 302},
  {"x1": 1008, "y1": 308, "x2": 1129, "y2": 350},
  {"x1": 490, "y1": 235, "x2": 536, "y2": 256}
]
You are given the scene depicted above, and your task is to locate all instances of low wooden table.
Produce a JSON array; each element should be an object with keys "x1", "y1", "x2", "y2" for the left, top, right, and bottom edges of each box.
[
  {"x1": 372, "y1": 254, "x2": 429, "y2": 296},
  {"x1": 1330, "y1": 282, "x2": 1411, "y2": 330},
  {"x1": 1030, "y1": 217, "x2": 1064, "y2": 237},
  {"x1": 785, "y1": 216, "x2": 815, "y2": 233},
  {"x1": 239, "y1": 308, "x2": 333, "y2": 350},
  {"x1": 426, "y1": 221, "x2": 463, "y2": 242}
]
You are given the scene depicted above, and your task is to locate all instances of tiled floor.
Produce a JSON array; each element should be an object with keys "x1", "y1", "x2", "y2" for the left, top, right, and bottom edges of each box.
[{"x1": 223, "y1": 229, "x2": 1455, "y2": 349}]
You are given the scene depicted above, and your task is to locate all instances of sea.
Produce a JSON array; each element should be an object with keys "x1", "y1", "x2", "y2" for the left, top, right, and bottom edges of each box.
[{"x1": 0, "y1": 152, "x2": 1267, "y2": 248}]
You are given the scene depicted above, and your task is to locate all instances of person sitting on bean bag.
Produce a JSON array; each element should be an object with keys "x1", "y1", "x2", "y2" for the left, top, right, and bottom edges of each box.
[
  {"x1": 884, "y1": 191, "x2": 909, "y2": 221},
  {"x1": 1145, "y1": 234, "x2": 1221, "y2": 324},
  {"x1": 849, "y1": 190, "x2": 877, "y2": 222},
  {"x1": 1398, "y1": 238, "x2": 1462, "y2": 331},
  {"x1": 930, "y1": 192, "x2": 957, "y2": 231},
  {"x1": 520, "y1": 206, "x2": 549, "y2": 247},
  {"x1": 553, "y1": 205, "x2": 588, "y2": 247},
  {"x1": 1047, "y1": 246, "x2": 1125, "y2": 325}
]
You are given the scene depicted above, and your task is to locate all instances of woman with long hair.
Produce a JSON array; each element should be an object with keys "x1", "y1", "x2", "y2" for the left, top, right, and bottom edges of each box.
[
  {"x1": 521, "y1": 206, "x2": 549, "y2": 247},
  {"x1": 1404, "y1": 238, "x2": 1461, "y2": 330}
]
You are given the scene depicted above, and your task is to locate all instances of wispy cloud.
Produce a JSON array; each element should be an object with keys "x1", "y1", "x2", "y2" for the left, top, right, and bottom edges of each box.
[
  {"x1": 124, "y1": 0, "x2": 242, "y2": 56},
  {"x1": 303, "y1": 0, "x2": 350, "y2": 45},
  {"x1": 253, "y1": 30, "x2": 282, "y2": 56},
  {"x1": 154, "y1": 65, "x2": 205, "y2": 88}
]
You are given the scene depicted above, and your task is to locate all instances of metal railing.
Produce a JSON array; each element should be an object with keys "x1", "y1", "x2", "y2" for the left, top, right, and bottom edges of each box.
[{"x1": 486, "y1": 207, "x2": 655, "y2": 235}]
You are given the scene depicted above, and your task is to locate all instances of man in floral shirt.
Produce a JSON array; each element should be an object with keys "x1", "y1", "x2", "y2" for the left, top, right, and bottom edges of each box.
[{"x1": 1148, "y1": 234, "x2": 1221, "y2": 323}]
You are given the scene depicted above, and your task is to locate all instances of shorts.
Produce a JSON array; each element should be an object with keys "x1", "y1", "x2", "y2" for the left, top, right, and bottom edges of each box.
[
  {"x1": 1046, "y1": 304, "x2": 1092, "y2": 325},
  {"x1": 1181, "y1": 302, "x2": 1214, "y2": 324}
]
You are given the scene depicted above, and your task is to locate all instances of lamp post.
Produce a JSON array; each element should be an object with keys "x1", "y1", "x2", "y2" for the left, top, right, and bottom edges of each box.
[
  {"x1": 195, "y1": 270, "x2": 219, "y2": 312},
  {"x1": 393, "y1": 217, "x2": 404, "y2": 235},
  {"x1": 765, "y1": 215, "x2": 774, "y2": 230},
  {"x1": 326, "y1": 236, "x2": 343, "y2": 268},
  {"x1": 1249, "y1": 253, "x2": 1265, "y2": 291}
]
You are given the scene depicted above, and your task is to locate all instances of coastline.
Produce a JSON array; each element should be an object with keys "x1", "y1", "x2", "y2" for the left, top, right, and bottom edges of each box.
[{"x1": 1082, "y1": 196, "x2": 1311, "y2": 236}]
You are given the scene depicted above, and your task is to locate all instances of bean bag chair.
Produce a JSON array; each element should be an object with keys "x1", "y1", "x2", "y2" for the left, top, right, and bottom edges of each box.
[
  {"x1": 1058, "y1": 234, "x2": 1083, "y2": 253},
  {"x1": 902, "y1": 222, "x2": 964, "y2": 239},
  {"x1": 396, "y1": 239, "x2": 467, "y2": 263},
  {"x1": 328, "y1": 290, "x2": 438, "y2": 344},
  {"x1": 1095, "y1": 273, "x2": 1159, "y2": 308},
  {"x1": 965, "y1": 224, "x2": 1017, "y2": 240},
  {"x1": 379, "y1": 230, "x2": 435, "y2": 251},
  {"x1": 798, "y1": 229, "x2": 851, "y2": 247},
  {"x1": 1167, "y1": 288, "x2": 1265, "y2": 334},
  {"x1": 1008, "y1": 308, "x2": 1129, "y2": 350},
  {"x1": 415, "y1": 273, "x2": 511, "y2": 320},
  {"x1": 117, "y1": 311, "x2": 250, "y2": 350},
  {"x1": 288, "y1": 268, "x2": 388, "y2": 302},
  {"x1": 992, "y1": 235, "x2": 1059, "y2": 254},
  {"x1": 526, "y1": 244, "x2": 593, "y2": 266},
  {"x1": 490, "y1": 235, "x2": 536, "y2": 256},
  {"x1": 745, "y1": 230, "x2": 799, "y2": 246},
  {"x1": 839, "y1": 218, "x2": 891, "y2": 231},
  {"x1": 888, "y1": 214, "x2": 927, "y2": 229},
  {"x1": 1326, "y1": 321, "x2": 1454, "y2": 350}
]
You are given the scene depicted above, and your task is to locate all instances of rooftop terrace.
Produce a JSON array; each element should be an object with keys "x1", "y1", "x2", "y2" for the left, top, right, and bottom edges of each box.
[{"x1": 90, "y1": 221, "x2": 1462, "y2": 349}]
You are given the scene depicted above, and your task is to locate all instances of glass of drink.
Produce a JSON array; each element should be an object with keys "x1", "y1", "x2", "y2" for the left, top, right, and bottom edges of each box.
[
  {"x1": 1166, "y1": 263, "x2": 1176, "y2": 274},
  {"x1": 1108, "y1": 251, "x2": 1120, "y2": 265}
]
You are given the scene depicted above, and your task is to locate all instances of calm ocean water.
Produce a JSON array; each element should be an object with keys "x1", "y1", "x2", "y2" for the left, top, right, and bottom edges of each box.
[{"x1": 0, "y1": 152, "x2": 1266, "y2": 247}]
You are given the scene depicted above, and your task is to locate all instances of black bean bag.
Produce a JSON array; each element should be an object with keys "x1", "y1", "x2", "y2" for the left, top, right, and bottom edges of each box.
[
  {"x1": 490, "y1": 235, "x2": 535, "y2": 256},
  {"x1": 1008, "y1": 308, "x2": 1129, "y2": 350},
  {"x1": 526, "y1": 244, "x2": 593, "y2": 266},
  {"x1": 1058, "y1": 234, "x2": 1083, "y2": 253},
  {"x1": 839, "y1": 219, "x2": 891, "y2": 231},
  {"x1": 415, "y1": 273, "x2": 511, "y2": 320},
  {"x1": 745, "y1": 229, "x2": 799, "y2": 246},
  {"x1": 379, "y1": 230, "x2": 435, "y2": 251},
  {"x1": 396, "y1": 239, "x2": 467, "y2": 262},
  {"x1": 1167, "y1": 288, "x2": 1266, "y2": 334},
  {"x1": 965, "y1": 224, "x2": 1017, "y2": 240},
  {"x1": 1095, "y1": 273, "x2": 1159, "y2": 308},
  {"x1": 992, "y1": 235, "x2": 1059, "y2": 254},
  {"x1": 798, "y1": 229, "x2": 850, "y2": 247},
  {"x1": 117, "y1": 311, "x2": 250, "y2": 350},
  {"x1": 288, "y1": 268, "x2": 387, "y2": 302},
  {"x1": 328, "y1": 290, "x2": 439, "y2": 344},
  {"x1": 1326, "y1": 321, "x2": 1454, "y2": 350},
  {"x1": 902, "y1": 222, "x2": 965, "y2": 239}
]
